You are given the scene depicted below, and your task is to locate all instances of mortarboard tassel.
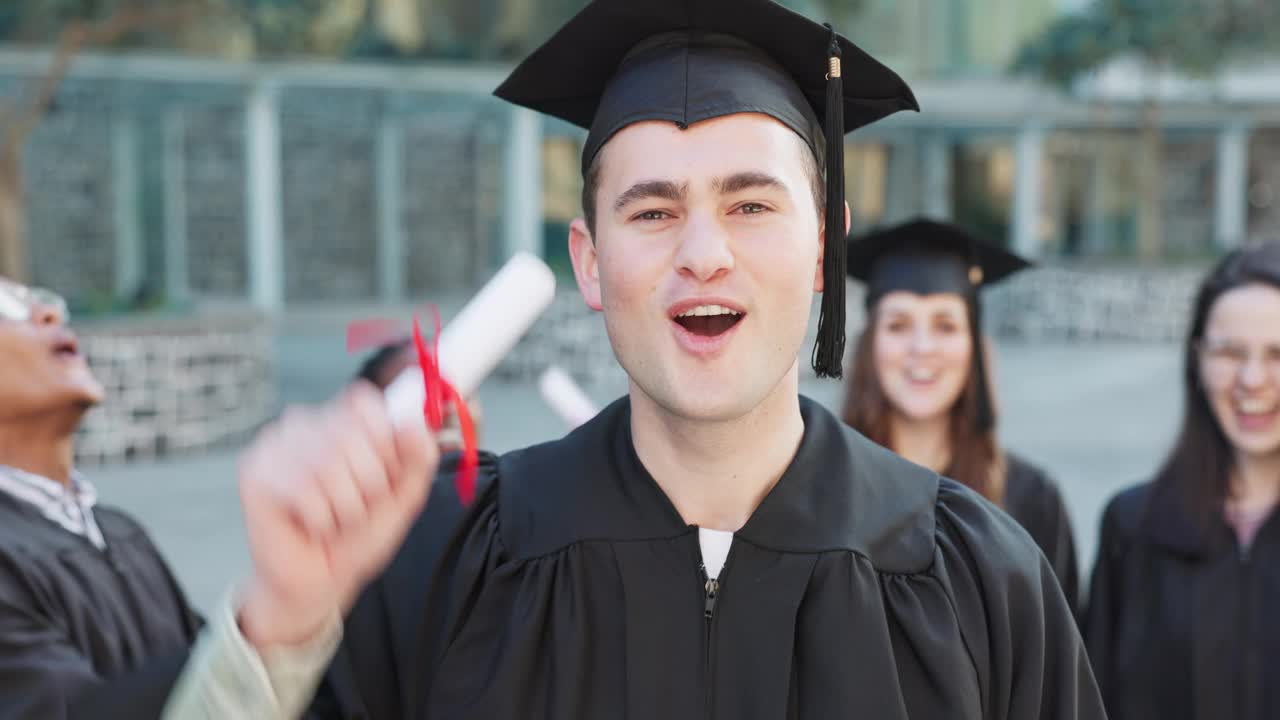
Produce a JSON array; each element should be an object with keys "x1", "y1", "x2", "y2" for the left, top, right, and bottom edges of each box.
[
  {"x1": 965, "y1": 263, "x2": 997, "y2": 435},
  {"x1": 812, "y1": 25, "x2": 846, "y2": 379}
]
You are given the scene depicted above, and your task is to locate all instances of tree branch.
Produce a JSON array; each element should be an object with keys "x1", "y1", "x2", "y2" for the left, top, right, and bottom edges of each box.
[{"x1": 0, "y1": 3, "x2": 204, "y2": 163}]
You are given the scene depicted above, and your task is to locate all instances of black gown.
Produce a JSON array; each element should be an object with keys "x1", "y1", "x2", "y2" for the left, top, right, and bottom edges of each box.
[
  {"x1": 1085, "y1": 480, "x2": 1280, "y2": 720},
  {"x1": 307, "y1": 396, "x2": 1102, "y2": 719},
  {"x1": 0, "y1": 492, "x2": 200, "y2": 719},
  {"x1": 1003, "y1": 454, "x2": 1081, "y2": 616}
]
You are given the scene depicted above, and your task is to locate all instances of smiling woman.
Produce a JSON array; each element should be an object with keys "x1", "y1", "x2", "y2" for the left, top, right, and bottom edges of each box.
[
  {"x1": 841, "y1": 218, "x2": 1082, "y2": 614},
  {"x1": 1085, "y1": 241, "x2": 1280, "y2": 720}
]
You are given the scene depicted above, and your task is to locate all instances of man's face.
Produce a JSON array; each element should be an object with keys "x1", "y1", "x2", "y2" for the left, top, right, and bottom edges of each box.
[
  {"x1": 0, "y1": 278, "x2": 103, "y2": 422},
  {"x1": 569, "y1": 114, "x2": 824, "y2": 422}
]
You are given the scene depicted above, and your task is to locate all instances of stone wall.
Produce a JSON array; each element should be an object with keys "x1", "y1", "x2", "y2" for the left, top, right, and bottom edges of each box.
[
  {"x1": 495, "y1": 265, "x2": 1209, "y2": 385},
  {"x1": 984, "y1": 265, "x2": 1204, "y2": 343},
  {"x1": 73, "y1": 314, "x2": 275, "y2": 465}
]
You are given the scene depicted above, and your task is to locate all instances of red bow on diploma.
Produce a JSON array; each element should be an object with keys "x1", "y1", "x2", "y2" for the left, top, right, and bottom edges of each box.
[{"x1": 347, "y1": 309, "x2": 479, "y2": 506}]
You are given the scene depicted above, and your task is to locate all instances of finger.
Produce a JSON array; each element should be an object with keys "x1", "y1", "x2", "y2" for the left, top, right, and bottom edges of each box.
[
  {"x1": 316, "y1": 414, "x2": 373, "y2": 533},
  {"x1": 274, "y1": 411, "x2": 346, "y2": 540},
  {"x1": 342, "y1": 383, "x2": 399, "y2": 501},
  {"x1": 289, "y1": 478, "x2": 340, "y2": 541}
]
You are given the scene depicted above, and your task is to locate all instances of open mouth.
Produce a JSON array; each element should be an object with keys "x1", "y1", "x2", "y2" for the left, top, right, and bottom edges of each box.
[
  {"x1": 1235, "y1": 399, "x2": 1280, "y2": 431},
  {"x1": 905, "y1": 367, "x2": 941, "y2": 384},
  {"x1": 51, "y1": 338, "x2": 80, "y2": 360},
  {"x1": 672, "y1": 304, "x2": 745, "y2": 337}
]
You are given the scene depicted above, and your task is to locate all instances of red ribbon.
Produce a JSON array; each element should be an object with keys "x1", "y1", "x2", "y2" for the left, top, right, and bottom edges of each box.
[{"x1": 347, "y1": 308, "x2": 479, "y2": 506}]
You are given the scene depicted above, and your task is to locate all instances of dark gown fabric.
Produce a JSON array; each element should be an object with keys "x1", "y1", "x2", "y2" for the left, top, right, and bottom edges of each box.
[
  {"x1": 1003, "y1": 454, "x2": 1081, "y2": 617},
  {"x1": 0, "y1": 492, "x2": 200, "y2": 719},
  {"x1": 307, "y1": 396, "x2": 1103, "y2": 719},
  {"x1": 1085, "y1": 480, "x2": 1280, "y2": 720}
]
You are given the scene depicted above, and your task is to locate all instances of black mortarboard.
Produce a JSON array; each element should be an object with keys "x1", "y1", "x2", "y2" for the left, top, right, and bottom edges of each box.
[
  {"x1": 494, "y1": 0, "x2": 919, "y2": 379},
  {"x1": 846, "y1": 218, "x2": 1033, "y2": 433}
]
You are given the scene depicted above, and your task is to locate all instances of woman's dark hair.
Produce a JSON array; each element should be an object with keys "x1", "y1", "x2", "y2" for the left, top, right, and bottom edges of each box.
[
  {"x1": 1155, "y1": 242, "x2": 1280, "y2": 528},
  {"x1": 841, "y1": 304, "x2": 1006, "y2": 504},
  {"x1": 354, "y1": 339, "x2": 413, "y2": 389}
]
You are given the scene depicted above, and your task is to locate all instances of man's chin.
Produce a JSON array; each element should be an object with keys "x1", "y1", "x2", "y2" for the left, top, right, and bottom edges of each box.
[{"x1": 69, "y1": 381, "x2": 105, "y2": 409}]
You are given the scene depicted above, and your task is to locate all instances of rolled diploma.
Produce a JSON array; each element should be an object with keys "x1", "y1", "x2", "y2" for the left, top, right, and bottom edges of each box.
[
  {"x1": 538, "y1": 366, "x2": 599, "y2": 429},
  {"x1": 385, "y1": 252, "x2": 556, "y2": 427}
]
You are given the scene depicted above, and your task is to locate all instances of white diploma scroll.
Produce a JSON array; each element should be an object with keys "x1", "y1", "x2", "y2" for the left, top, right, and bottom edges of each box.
[
  {"x1": 537, "y1": 366, "x2": 599, "y2": 430},
  {"x1": 385, "y1": 252, "x2": 556, "y2": 427}
]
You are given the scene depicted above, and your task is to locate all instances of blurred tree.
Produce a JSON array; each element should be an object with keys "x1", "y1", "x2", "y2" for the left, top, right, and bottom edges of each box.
[
  {"x1": 1015, "y1": 0, "x2": 1280, "y2": 262},
  {"x1": 0, "y1": 1, "x2": 215, "y2": 283},
  {"x1": 349, "y1": 0, "x2": 866, "y2": 62}
]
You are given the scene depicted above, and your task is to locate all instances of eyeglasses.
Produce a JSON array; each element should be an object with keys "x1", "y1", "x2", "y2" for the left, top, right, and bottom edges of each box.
[
  {"x1": 0, "y1": 279, "x2": 69, "y2": 324},
  {"x1": 1197, "y1": 338, "x2": 1280, "y2": 385}
]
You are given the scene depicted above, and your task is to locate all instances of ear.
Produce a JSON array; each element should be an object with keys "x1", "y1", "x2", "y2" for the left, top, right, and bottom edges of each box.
[
  {"x1": 813, "y1": 201, "x2": 853, "y2": 293},
  {"x1": 569, "y1": 218, "x2": 604, "y2": 312}
]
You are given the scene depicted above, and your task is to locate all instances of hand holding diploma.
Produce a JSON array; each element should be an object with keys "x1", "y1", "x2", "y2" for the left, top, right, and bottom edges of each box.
[{"x1": 235, "y1": 253, "x2": 556, "y2": 649}]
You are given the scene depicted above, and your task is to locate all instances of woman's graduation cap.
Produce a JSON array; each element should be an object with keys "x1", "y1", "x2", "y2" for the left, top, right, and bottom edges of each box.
[
  {"x1": 846, "y1": 218, "x2": 1033, "y2": 433},
  {"x1": 494, "y1": 0, "x2": 919, "y2": 378}
]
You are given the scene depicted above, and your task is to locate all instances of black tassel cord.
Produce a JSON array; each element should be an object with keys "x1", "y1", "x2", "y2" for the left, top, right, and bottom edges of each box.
[{"x1": 812, "y1": 25, "x2": 846, "y2": 379}]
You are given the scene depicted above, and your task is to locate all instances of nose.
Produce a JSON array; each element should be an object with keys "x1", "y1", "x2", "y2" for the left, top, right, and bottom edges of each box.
[
  {"x1": 909, "y1": 326, "x2": 938, "y2": 355},
  {"x1": 673, "y1": 212, "x2": 734, "y2": 284},
  {"x1": 29, "y1": 300, "x2": 65, "y2": 327},
  {"x1": 1237, "y1": 352, "x2": 1271, "y2": 389}
]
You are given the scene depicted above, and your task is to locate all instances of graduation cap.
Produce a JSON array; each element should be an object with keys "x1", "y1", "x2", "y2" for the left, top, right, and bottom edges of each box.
[
  {"x1": 846, "y1": 218, "x2": 1033, "y2": 433},
  {"x1": 494, "y1": 0, "x2": 919, "y2": 379}
]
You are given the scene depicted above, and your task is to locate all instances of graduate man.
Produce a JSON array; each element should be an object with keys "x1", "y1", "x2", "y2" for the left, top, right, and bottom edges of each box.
[
  {"x1": 161, "y1": 0, "x2": 1105, "y2": 717},
  {"x1": 0, "y1": 276, "x2": 201, "y2": 719}
]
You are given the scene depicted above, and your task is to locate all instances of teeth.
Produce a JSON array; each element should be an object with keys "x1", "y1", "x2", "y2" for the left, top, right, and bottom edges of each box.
[
  {"x1": 907, "y1": 368, "x2": 939, "y2": 382},
  {"x1": 677, "y1": 304, "x2": 741, "y2": 318},
  {"x1": 1238, "y1": 400, "x2": 1278, "y2": 415}
]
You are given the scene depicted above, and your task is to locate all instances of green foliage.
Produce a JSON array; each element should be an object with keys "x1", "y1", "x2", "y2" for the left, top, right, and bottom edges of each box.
[
  {"x1": 1015, "y1": 0, "x2": 1280, "y2": 86},
  {"x1": 0, "y1": 0, "x2": 871, "y2": 62}
]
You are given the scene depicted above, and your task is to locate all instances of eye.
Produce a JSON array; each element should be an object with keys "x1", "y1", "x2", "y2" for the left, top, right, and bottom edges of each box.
[
  {"x1": 633, "y1": 209, "x2": 673, "y2": 222},
  {"x1": 883, "y1": 319, "x2": 910, "y2": 333},
  {"x1": 735, "y1": 202, "x2": 769, "y2": 215}
]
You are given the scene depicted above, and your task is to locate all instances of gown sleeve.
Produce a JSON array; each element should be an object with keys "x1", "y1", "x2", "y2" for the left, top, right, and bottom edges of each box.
[
  {"x1": 0, "y1": 550, "x2": 190, "y2": 720},
  {"x1": 934, "y1": 480, "x2": 1105, "y2": 720}
]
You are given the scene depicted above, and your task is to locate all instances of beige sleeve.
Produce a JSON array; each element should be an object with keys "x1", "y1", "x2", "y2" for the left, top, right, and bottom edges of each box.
[{"x1": 161, "y1": 589, "x2": 343, "y2": 720}]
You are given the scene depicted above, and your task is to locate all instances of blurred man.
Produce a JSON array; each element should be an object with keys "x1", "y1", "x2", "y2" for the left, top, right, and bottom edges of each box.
[{"x1": 0, "y1": 276, "x2": 200, "y2": 719}]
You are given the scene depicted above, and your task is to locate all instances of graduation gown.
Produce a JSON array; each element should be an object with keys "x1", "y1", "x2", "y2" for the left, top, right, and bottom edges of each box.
[
  {"x1": 1003, "y1": 454, "x2": 1081, "y2": 616},
  {"x1": 1085, "y1": 480, "x2": 1280, "y2": 720},
  {"x1": 310, "y1": 396, "x2": 1102, "y2": 719},
  {"x1": 0, "y1": 493, "x2": 201, "y2": 719}
]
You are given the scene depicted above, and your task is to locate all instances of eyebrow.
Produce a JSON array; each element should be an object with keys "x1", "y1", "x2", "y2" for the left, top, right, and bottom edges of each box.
[
  {"x1": 613, "y1": 180, "x2": 687, "y2": 213},
  {"x1": 713, "y1": 171, "x2": 788, "y2": 196}
]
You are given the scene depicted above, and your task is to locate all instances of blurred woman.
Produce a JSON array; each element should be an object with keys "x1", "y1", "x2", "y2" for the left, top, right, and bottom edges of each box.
[
  {"x1": 842, "y1": 218, "x2": 1080, "y2": 612},
  {"x1": 1085, "y1": 242, "x2": 1280, "y2": 720}
]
